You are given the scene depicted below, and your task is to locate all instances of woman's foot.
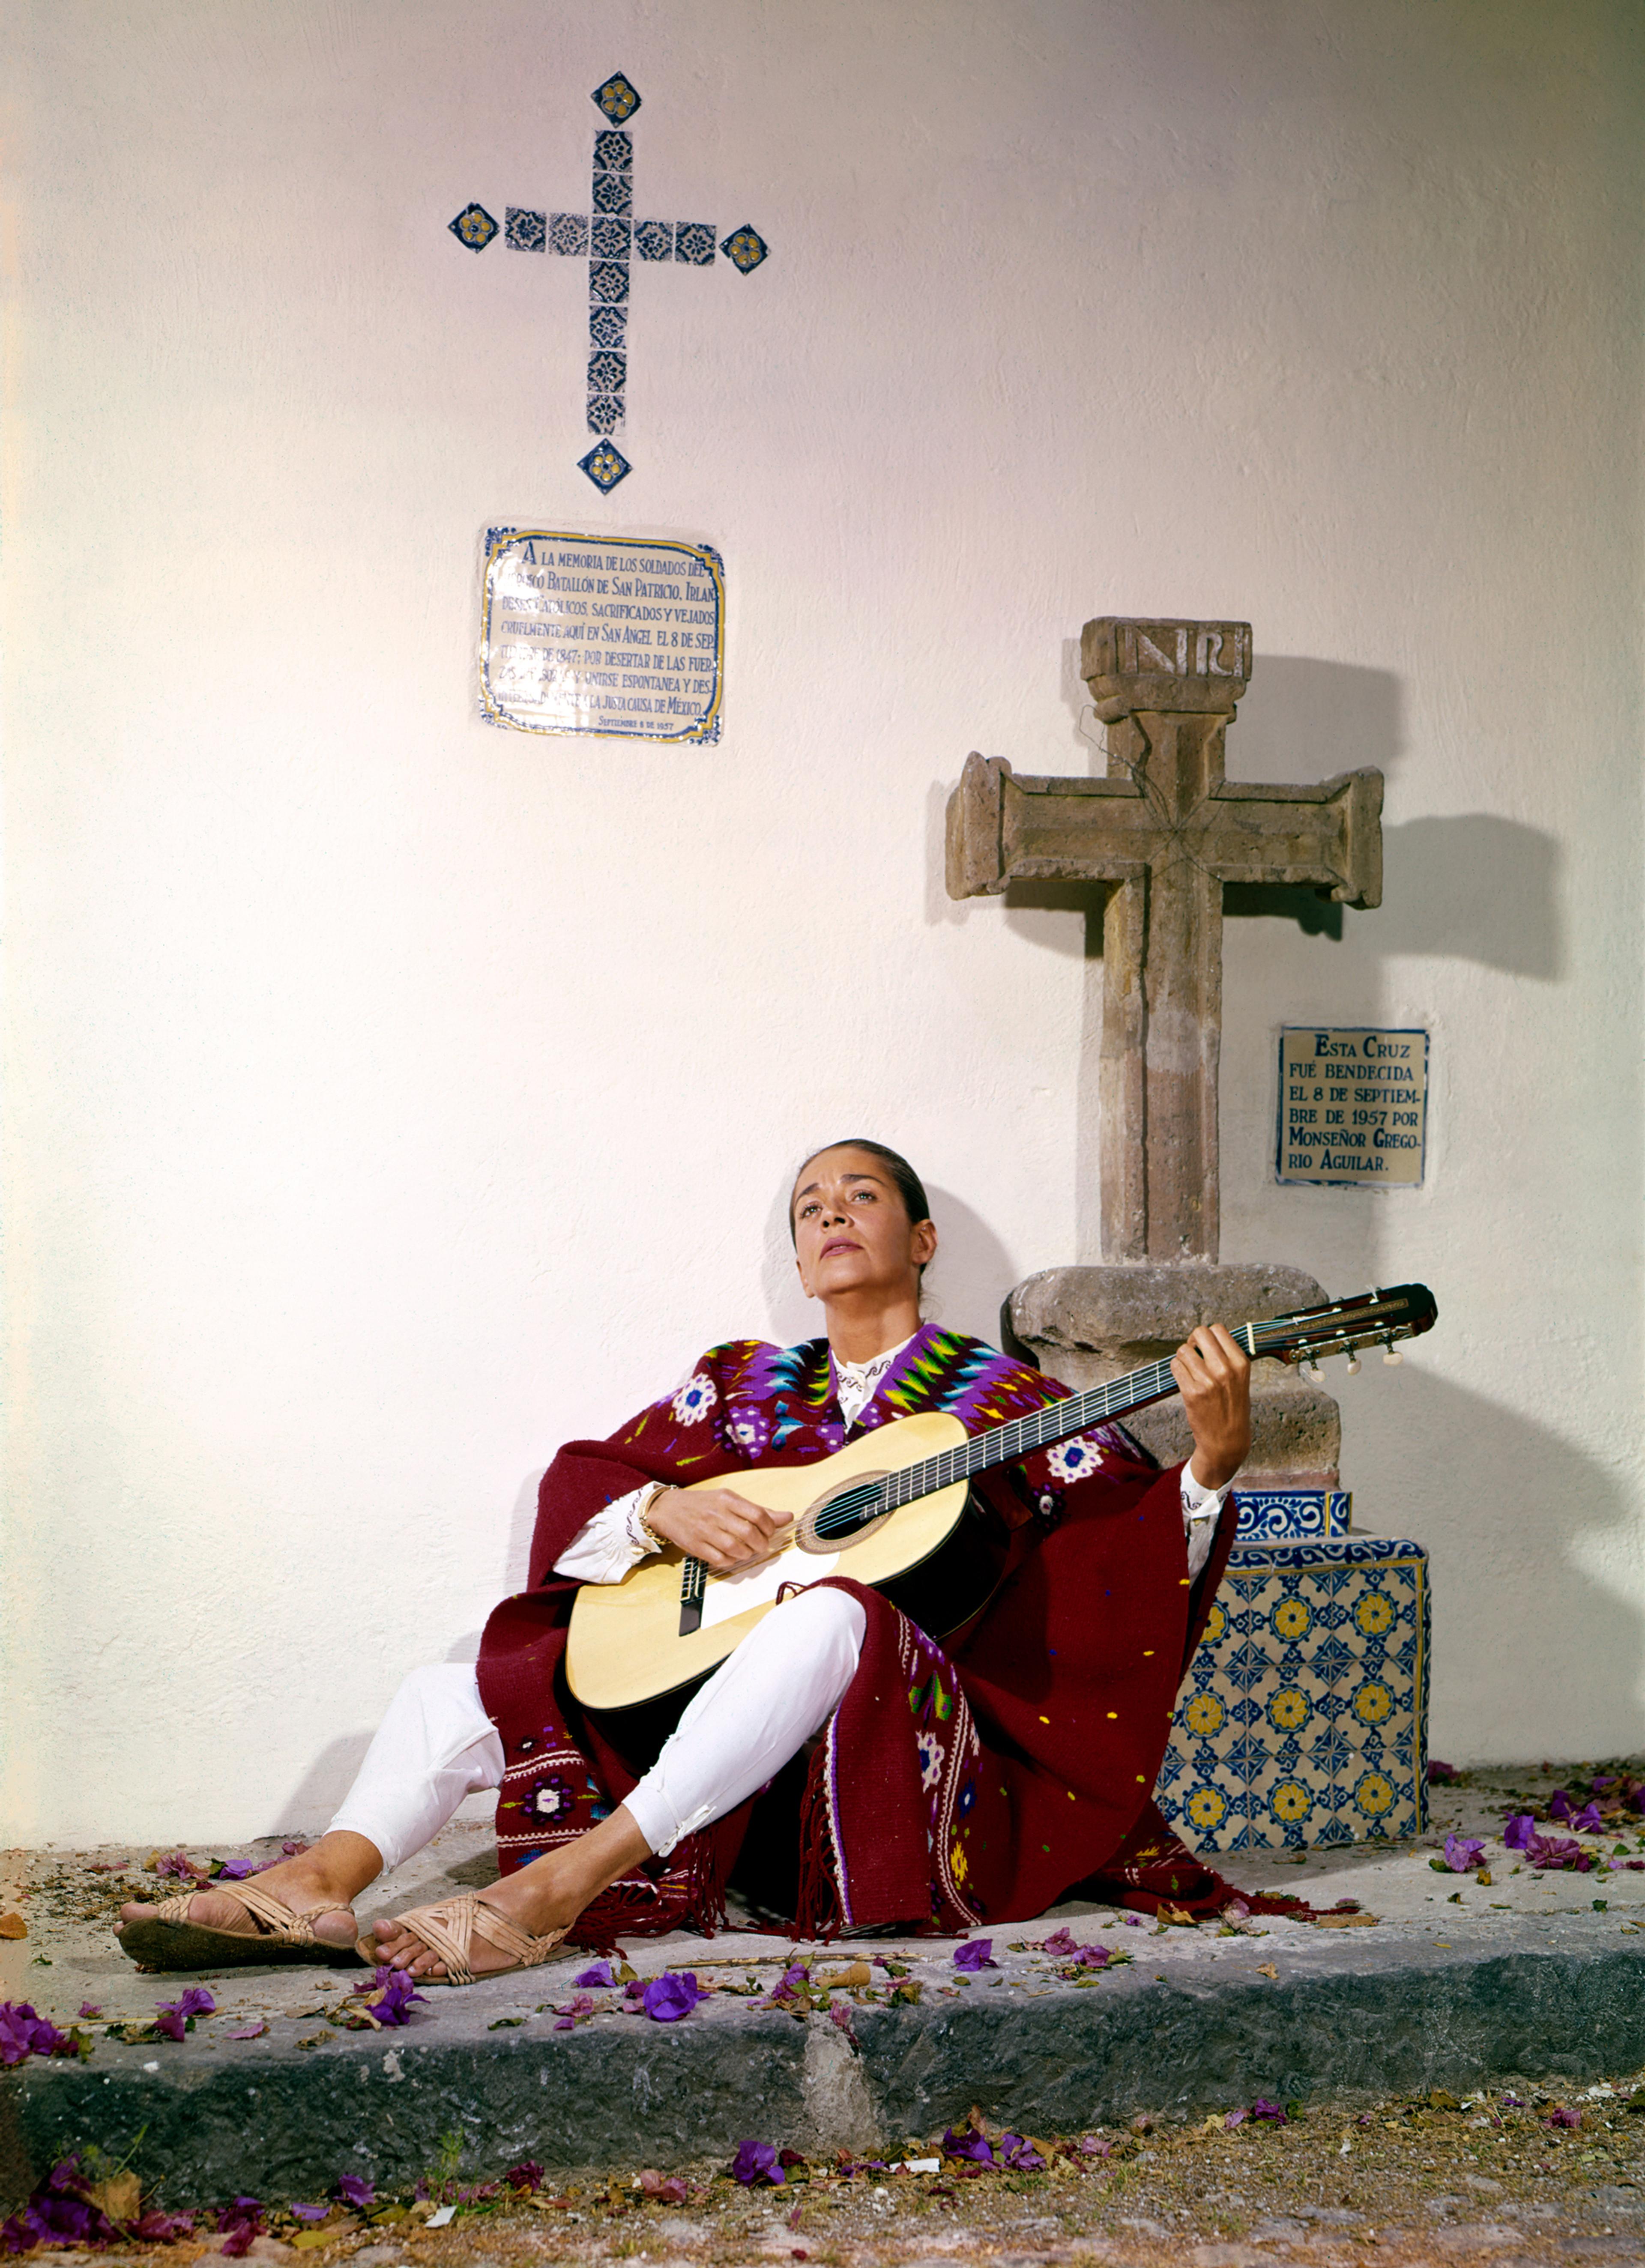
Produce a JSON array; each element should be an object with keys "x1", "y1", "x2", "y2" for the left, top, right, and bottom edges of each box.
[
  {"x1": 116, "y1": 1832, "x2": 380, "y2": 1954},
  {"x1": 372, "y1": 1808, "x2": 651, "y2": 1980}
]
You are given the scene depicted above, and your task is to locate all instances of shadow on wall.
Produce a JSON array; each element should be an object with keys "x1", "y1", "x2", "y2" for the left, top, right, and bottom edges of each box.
[
  {"x1": 1363, "y1": 1361, "x2": 1645, "y2": 1760},
  {"x1": 1223, "y1": 815, "x2": 1562, "y2": 973},
  {"x1": 275, "y1": 1733, "x2": 376, "y2": 1835},
  {"x1": 1374, "y1": 816, "x2": 1563, "y2": 979}
]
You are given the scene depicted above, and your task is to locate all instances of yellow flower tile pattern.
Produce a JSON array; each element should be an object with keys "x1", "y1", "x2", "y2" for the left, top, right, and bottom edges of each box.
[{"x1": 1156, "y1": 1536, "x2": 1429, "y2": 1852}]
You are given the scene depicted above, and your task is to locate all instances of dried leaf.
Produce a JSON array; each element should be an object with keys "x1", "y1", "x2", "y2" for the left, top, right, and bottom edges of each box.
[
  {"x1": 1315, "y1": 1912, "x2": 1379, "y2": 1930},
  {"x1": 88, "y1": 2170, "x2": 142, "y2": 2222},
  {"x1": 815, "y1": 1961, "x2": 872, "y2": 1988},
  {"x1": 0, "y1": 1915, "x2": 27, "y2": 1939},
  {"x1": 1256, "y1": 1962, "x2": 1279, "y2": 1979}
]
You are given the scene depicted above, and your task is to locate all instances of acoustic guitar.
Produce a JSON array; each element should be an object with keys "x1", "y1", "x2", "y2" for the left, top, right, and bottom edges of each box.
[{"x1": 565, "y1": 1282, "x2": 1437, "y2": 1710}]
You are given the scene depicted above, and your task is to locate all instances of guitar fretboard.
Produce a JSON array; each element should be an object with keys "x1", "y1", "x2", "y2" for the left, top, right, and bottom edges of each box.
[{"x1": 880, "y1": 1324, "x2": 1261, "y2": 1511}]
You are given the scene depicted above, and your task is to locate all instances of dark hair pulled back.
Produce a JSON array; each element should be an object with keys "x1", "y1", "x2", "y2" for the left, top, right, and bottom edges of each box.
[{"x1": 787, "y1": 1138, "x2": 931, "y2": 1244}]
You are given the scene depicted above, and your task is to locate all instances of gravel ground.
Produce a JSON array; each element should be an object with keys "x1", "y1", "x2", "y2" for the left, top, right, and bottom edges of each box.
[{"x1": 9, "y1": 2080, "x2": 1645, "y2": 2266}]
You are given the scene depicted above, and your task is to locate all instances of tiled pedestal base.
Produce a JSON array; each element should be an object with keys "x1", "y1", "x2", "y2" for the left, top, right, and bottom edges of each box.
[{"x1": 1157, "y1": 1517, "x2": 1430, "y2": 1855}]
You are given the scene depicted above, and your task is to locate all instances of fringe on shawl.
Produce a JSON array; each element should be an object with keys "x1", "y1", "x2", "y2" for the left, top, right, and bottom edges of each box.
[
  {"x1": 1071, "y1": 1801, "x2": 1337, "y2": 1922},
  {"x1": 567, "y1": 1817, "x2": 737, "y2": 1951},
  {"x1": 794, "y1": 1737, "x2": 845, "y2": 1942}
]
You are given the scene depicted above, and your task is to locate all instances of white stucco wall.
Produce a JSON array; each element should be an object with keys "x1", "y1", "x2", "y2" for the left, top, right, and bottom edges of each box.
[{"x1": 3, "y1": 0, "x2": 1640, "y2": 1843}]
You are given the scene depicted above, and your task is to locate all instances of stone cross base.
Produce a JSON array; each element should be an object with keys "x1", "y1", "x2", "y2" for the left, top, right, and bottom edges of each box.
[{"x1": 1007, "y1": 1261, "x2": 1340, "y2": 1487}]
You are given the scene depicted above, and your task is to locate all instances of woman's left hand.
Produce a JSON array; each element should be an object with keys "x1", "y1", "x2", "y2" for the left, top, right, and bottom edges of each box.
[{"x1": 1171, "y1": 1324, "x2": 1252, "y2": 1490}]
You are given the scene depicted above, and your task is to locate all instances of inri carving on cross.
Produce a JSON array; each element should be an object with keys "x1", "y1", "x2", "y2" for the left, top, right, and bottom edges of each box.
[
  {"x1": 947, "y1": 619, "x2": 1382, "y2": 1265},
  {"x1": 449, "y1": 73, "x2": 769, "y2": 494}
]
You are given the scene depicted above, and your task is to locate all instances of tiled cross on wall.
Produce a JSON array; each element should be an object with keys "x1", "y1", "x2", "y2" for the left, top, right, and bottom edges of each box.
[{"x1": 449, "y1": 72, "x2": 770, "y2": 493}]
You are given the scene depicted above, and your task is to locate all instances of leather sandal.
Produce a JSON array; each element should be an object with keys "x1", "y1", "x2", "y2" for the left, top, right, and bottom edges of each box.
[
  {"x1": 116, "y1": 1877, "x2": 368, "y2": 1972},
  {"x1": 370, "y1": 1891, "x2": 571, "y2": 1986}
]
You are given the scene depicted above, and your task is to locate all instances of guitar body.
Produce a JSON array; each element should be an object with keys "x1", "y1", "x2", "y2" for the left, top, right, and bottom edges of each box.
[{"x1": 565, "y1": 1411, "x2": 970, "y2": 1710}]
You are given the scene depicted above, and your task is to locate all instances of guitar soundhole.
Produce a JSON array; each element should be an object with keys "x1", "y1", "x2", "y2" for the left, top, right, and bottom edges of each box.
[{"x1": 799, "y1": 1472, "x2": 892, "y2": 1554}]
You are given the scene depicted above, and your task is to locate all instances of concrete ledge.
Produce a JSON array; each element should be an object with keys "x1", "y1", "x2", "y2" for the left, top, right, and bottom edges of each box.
[{"x1": 7, "y1": 1924, "x2": 1645, "y2": 2206}]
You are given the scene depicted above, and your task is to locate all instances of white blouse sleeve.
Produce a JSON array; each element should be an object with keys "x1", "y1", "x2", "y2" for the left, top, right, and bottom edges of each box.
[
  {"x1": 552, "y1": 1483, "x2": 665, "y2": 1584},
  {"x1": 1180, "y1": 1465, "x2": 1233, "y2": 1581}
]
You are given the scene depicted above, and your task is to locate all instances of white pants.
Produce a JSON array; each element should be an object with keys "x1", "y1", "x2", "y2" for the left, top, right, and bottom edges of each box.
[{"x1": 327, "y1": 1586, "x2": 867, "y2": 1875}]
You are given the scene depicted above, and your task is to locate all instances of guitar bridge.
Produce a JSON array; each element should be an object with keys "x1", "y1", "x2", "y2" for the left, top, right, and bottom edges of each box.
[{"x1": 678, "y1": 1556, "x2": 707, "y2": 1636}]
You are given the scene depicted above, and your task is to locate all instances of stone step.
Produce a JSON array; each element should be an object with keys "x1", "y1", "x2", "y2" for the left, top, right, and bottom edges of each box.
[{"x1": 6, "y1": 1913, "x2": 1645, "y2": 2203}]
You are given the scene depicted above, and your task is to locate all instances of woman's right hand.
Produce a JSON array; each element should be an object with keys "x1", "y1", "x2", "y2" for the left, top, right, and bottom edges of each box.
[{"x1": 646, "y1": 1487, "x2": 791, "y2": 1573}]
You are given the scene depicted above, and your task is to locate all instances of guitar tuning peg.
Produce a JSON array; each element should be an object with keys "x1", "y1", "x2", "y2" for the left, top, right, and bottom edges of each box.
[
  {"x1": 1304, "y1": 1361, "x2": 1325, "y2": 1384},
  {"x1": 1382, "y1": 1344, "x2": 1403, "y2": 1366},
  {"x1": 1345, "y1": 1354, "x2": 1361, "y2": 1375}
]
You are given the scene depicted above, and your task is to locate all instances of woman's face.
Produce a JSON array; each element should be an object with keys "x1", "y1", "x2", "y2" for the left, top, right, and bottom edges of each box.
[{"x1": 791, "y1": 1146, "x2": 936, "y2": 1304}]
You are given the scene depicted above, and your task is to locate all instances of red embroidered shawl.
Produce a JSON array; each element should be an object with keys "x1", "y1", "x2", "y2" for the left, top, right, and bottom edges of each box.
[{"x1": 475, "y1": 1325, "x2": 1242, "y2": 1944}]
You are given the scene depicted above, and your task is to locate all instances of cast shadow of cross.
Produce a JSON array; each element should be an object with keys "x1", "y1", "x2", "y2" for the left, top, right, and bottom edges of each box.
[{"x1": 1225, "y1": 656, "x2": 1564, "y2": 978}]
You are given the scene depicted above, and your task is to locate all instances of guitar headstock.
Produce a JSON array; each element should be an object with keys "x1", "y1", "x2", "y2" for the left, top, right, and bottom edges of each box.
[{"x1": 1248, "y1": 1283, "x2": 1437, "y2": 1375}]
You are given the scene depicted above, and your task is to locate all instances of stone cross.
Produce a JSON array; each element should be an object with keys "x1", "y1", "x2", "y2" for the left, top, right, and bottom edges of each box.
[
  {"x1": 447, "y1": 72, "x2": 769, "y2": 493},
  {"x1": 946, "y1": 618, "x2": 1382, "y2": 1265}
]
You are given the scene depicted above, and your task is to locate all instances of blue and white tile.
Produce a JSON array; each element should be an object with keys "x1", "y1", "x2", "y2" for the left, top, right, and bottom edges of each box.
[{"x1": 1157, "y1": 1535, "x2": 1430, "y2": 1855}]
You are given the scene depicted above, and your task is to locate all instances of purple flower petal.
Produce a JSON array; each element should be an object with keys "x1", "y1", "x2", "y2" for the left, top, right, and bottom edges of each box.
[
  {"x1": 334, "y1": 2175, "x2": 374, "y2": 2210},
  {"x1": 367, "y1": 1966, "x2": 426, "y2": 2027},
  {"x1": 215, "y1": 2195, "x2": 265, "y2": 2257},
  {"x1": 76, "y1": 2002, "x2": 102, "y2": 2020},
  {"x1": 1573, "y1": 1802, "x2": 1604, "y2": 1833},
  {"x1": 0, "y1": 2003, "x2": 76, "y2": 2067},
  {"x1": 1427, "y1": 1760, "x2": 1459, "y2": 1783},
  {"x1": 1250, "y1": 2098, "x2": 1288, "y2": 2122},
  {"x1": 997, "y1": 2134, "x2": 1045, "y2": 2169},
  {"x1": 940, "y1": 2125, "x2": 995, "y2": 2163},
  {"x1": 1503, "y1": 1813, "x2": 1535, "y2": 1851},
  {"x1": 1444, "y1": 1834, "x2": 1485, "y2": 1873},
  {"x1": 953, "y1": 1938, "x2": 996, "y2": 1971},
  {"x1": 1547, "y1": 2106, "x2": 1580, "y2": 2129},
  {"x1": 1525, "y1": 1832, "x2": 1586, "y2": 1871},
  {"x1": 227, "y1": 2021, "x2": 268, "y2": 2041},
  {"x1": 1041, "y1": 1927, "x2": 1079, "y2": 1955},
  {"x1": 290, "y1": 2202, "x2": 331, "y2": 2221},
  {"x1": 1549, "y1": 1788, "x2": 1573, "y2": 1822},
  {"x1": 573, "y1": 1961, "x2": 614, "y2": 1988},
  {"x1": 642, "y1": 1970, "x2": 705, "y2": 2022},
  {"x1": 133, "y1": 2208, "x2": 197, "y2": 2241},
  {"x1": 730, "y1": 2139, "x2": 785, "y2": 2187}
]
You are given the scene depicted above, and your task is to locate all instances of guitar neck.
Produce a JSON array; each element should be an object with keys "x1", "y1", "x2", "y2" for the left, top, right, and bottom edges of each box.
[{"x1": 882, "y1": 1324, "x2": 1259, "y2": 1511}]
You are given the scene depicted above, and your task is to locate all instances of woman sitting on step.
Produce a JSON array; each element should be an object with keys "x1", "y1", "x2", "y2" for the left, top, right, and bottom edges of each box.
[{"x1": 118, "y1": 1138, "x2": 1250, "y2": 1985}]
